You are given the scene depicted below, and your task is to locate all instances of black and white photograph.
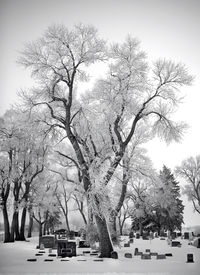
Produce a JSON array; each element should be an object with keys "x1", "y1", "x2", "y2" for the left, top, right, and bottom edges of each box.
[{"x1": 0, "y1": 0, "x2": 200, "y2": 274}]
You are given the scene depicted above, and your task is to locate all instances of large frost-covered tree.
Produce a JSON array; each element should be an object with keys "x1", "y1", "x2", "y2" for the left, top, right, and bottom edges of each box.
[
  {"x1": 19, "y1": 23, "x2": 193, "y2": 257},
  {"x1": 176, "y1": 155, "x2": 200, "y2": 214}
]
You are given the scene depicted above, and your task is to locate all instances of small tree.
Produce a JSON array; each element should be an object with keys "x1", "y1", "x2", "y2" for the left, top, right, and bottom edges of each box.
[
  {"x1": 176, "y1": 155, "x2": 200, "y2": 214},
  {"x1": 156, "y1": 166, "x2": 184, "y2": 232}
]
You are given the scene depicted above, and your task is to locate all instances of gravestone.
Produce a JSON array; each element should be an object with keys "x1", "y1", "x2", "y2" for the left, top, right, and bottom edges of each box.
[
  {"x1": 39, "y1": 236, "x2": 56, "y2": 249},
  {"x1": 141, "y1": 254, "x2": 151, "y2": 259},
  {"x1": 130, "y1": 238, "x2": 134, "y2": 243},
  {"x1": 187, "y1": 254, "x2": 194, "y2": 263},
  {"x1": 165, "y1": 253, "x2": 173, "y2": 257},
  {"x1": 171, "y1": 232, "x2": 177, "y2": 239},
  {"x1": 79, "y1": 240, "x2": 90, "y2": 248},
  {"x1": 171, "y1": 241, "x2": 181, "y2": 247},
  {"x1": 111, "y1": 251, "x2": 118, "y2": 259},
  {"x1": 124, "y1": 253, "x2": 132, "y2": 258},
  {"x1": 150, "y1": 252, "x2": 158, "y2": 256},
  {"x1": 145, "y1": 249, "x2": 150, "y2": 253},
  {"x1": 198, "y1": 238, "x2": 200, "y2": 248},
  {"x1": 83, "y1": 250, "x2": 90, "y2": 254},
  {"x1": 124, "y1": 243, "x2": 130, "y2": 247},
  {"x1": 134, "y1": 248, "x2": 139, "y2": 255},
  {"x1": 57, "y1": 240, "x2": 76, "y2": 257},
  {"x1": 157, "y1": 254, "x2": 166, "y2": 259},
  {"x1": 136, "y1": 233, "x2": 140, "y2": 239},
  {"x1": 184, "y1": 232, "x2": 189, "y2": 239},
  {"x1": 93, "y1": 258, "x2": 103, "y2": 261},
  {"x1": 27, "y1": 258, "x2": 37, "y2": 262}
]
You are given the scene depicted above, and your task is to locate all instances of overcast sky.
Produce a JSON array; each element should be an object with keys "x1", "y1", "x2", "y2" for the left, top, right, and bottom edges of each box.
[{"x1": 0, "y1": 0, "x2": 200, "y2": 227}]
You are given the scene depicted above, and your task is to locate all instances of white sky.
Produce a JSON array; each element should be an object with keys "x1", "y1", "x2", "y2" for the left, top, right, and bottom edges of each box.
[{"x1": 0, "y1": 0, "x2": 200, "y2": 227}]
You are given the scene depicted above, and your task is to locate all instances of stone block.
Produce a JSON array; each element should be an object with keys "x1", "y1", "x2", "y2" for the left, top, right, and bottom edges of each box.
[
  {"x1": 141, "y1": 254, "x2": 151, "y2": 259},
  {"x1": 111, "y1": 251, "x2": 118, "y2": 259},
  {"x1": 156, "y1": 254, "x2": 166, "y2": 259},
  {"x1": 124, "y1": 253, "x2": 132, "y2": 258}
]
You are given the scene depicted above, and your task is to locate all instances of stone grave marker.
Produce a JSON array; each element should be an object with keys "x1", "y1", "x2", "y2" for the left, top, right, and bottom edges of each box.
[
  {"x1": 150, "y1": 252, "x2": 158, "y2": 256},
  {"x1": 125, "y1": 253, "x2": 132, "y2": 258},
  {"x1": 171, "y1": 241, "x2": 181, "y2": 247},
  {"x1": 57, "y1": 240, "x2": 76, "y2": 257},
  {"x1": 39, "y1": 236, "x2": 56, "y2": 249},
  {"x1": 184, "y1": 232, "x2": 189, "y2": 239},
  {"x1": 111, "y1": 251, "x2": 118, "y2": 259},
  {"x1": 27, "y1": 258, "x2": 37, "y2": 262},
  {"x1": 124, "y1": 243, "x2": 130, "y2": 247},
  {"x1": 157, "y1": 254, "x2": 166, "y2": 259},
  {"x1": 141, "y1": 254, "x2": 151, "y2": 259},
  {"x1": 165, "y1": 253, "x2": 173, "y2": 257},
  {"x1": 187, "y1": 254, "x2": 194, "y2": 263}
]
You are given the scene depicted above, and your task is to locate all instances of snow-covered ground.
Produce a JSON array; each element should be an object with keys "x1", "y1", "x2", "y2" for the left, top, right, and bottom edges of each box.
[{"x1": 0, "y1": 236, "x2": 199, "y2": 275}]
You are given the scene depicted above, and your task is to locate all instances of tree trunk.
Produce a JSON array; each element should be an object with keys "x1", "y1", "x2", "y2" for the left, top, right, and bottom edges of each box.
[
  {"x1": 27, "y1": 213, "x2": 33, "y2": 238},
  {"x1": 95, "y1": 215, "x2": 113, "y2": 258},
  {"x1": 109, "y1": 211, "x2": 118, "y2": 242},
  {"x1": 39, "y1": 222, "x2": 43, "y2": 237},
  {"x1": 65, "y1": 216, "x2": 70, "y2": 232},
  {"x1": 19, "y1": 207, "x2": 27, "y2": 241},
  {"x1": 2, "y1": 203, "x2": 11, "y2": 243},
  {"x1": 10, "y1": 211, "x2": 20, "y2": 241}
]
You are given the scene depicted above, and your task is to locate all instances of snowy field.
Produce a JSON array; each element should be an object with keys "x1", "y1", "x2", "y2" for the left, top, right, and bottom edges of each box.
[{"x1": 0, "y1": 236, "x2": 199, "y2": 275}]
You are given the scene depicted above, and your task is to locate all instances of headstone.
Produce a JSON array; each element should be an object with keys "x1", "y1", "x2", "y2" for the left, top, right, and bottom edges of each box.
[
  {"x1": 171, "y1": 232, "x2": 176, "y2": 239},
  {"x1": 184, "y1": 232, "x2": 189, "y2": 239},
  {"x1": 129, "y1": 231, "x2": 134, "y2": 239},
  {"x1": 141, "y1": 254, "x2": 151, "y2": 259},
  {"x1": 48, "y1": 253, "x2": 57, "y2": 257},
  {"x1": 44, "y1": 259, "x2": 53, "y2": 262},
  {"x1": 57, "y1": 240, "x2": 76, "y2": 257},
  {"x1": 111, "y1": 251, "x2": 118, "y2": 259},
  {"x1": 93, "y1": 258, "x2": 103, "y2": 261},
  {"x1": 134, "y1": 248, "x2": 139, "y2": 255},
  {"x1": 40, "y1": 243, "x2": 45, "y2": 250},
  {"x1": 187, "y1": 254, "x2": 194, "y2": 263},
  {"x1": 160, "y1": 237, "x2": 165, "y2": 240},
  {"x1": 145, "y1": 249, "x2": 150, "y2": 253},
  {"x1": 150, "y1": 252, "x2": 158, "y2": 256},
  {"x1": 198, "y1": 238, "x2": 200, "y2": 248},
  {"x1": 39, "y1": 236, "x2": 55, "y2": 249},
  {"x1": 154, "y1": 232, "x2": 158, "y2": 238},
  {"x1": 136, "y1": 233, "x2": 140, "y2": 239},
  {"x1": 90, "y1": 252, "x2": 98, "y2": 256},
  {"x1": 27, "y1": 258, "x2": 37, "y2": 262},
  {"x1": 124, "y1": 243, "x2": 130, "y2": 247},
  {"x1": 83, "y1": 250, "x2": 90, "y2": 254},
  {"x1": 165, "y1": 253, "x2": 173, "y2": 257},
  {"x1": 124, "y1": 253, "x2": 132, "y2": 258},
  {"x1": 35, "y1": 253, "x2": 43, "y2": 256},
  {"x1": 130, "y1": 238, "x2": 134, "y2": 243},
  {"x1": 171, "y1": 241, "x2": 181, "y2": 247},
  {"x1": 156, "y1": 254, "x2": 166, "y2": 259},
  {"x1": 79, "y1": 240, "x2": 90, "y2": 248}
]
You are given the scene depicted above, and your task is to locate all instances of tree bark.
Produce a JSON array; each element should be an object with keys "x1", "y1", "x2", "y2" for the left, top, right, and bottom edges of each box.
[
  {"x1": 19, "y1": 207, "x2": 27, "y2": 241},
  {"x1": 10, "y1": 211, "x2": 20, "y2": 241},
  {"x1": 95, "y1": 215, "x2": 113, "y2": 258},
  {"x1": 27, "y1": 212, "x2": 33, "y2": 238},
  {"x1": 2, "y1": 203, "x2": 11, "y2": 243}
]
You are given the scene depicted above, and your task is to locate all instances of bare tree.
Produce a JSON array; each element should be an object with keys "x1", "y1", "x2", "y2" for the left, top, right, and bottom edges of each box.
[{"x1": 176, "y1": 155, "x2": 200, "y2": 214}]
